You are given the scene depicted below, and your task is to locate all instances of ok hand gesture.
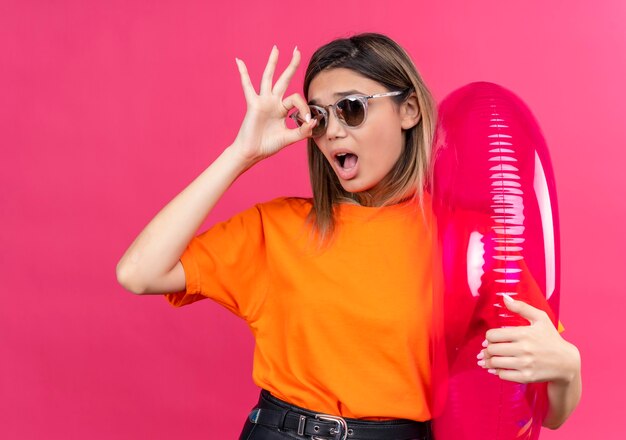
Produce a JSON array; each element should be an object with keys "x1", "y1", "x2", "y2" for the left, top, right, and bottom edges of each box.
[{"x1": 231, "y1": 46, "x2": 317, "y2": 165}]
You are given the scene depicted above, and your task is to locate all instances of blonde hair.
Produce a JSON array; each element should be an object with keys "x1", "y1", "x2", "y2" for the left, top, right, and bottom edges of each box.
[{"x1": 303, "y1": 33, "x2": 437, "y2": 240}]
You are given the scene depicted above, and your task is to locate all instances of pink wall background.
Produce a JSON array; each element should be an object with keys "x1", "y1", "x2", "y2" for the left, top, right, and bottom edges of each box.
[{"x1": 2, "y1": 1, "x2": 623, "y2": 438}]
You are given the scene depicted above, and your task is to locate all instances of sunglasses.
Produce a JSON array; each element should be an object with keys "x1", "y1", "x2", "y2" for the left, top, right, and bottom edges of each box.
[{"x1": 290, "y1": 90, "x2": 406, "y2": 138}]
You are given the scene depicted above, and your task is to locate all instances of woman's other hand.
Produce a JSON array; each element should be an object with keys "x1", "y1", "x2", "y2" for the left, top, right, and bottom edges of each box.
[
  {"x1": 477, "y1": 295, "x2": 581, "y2": 385},
  {"x1": 477, "y1": 295, "x2": 582, "y2": 428},
  {"x1": 231, "y1": 46, "x2": 317, "y2": 165}
]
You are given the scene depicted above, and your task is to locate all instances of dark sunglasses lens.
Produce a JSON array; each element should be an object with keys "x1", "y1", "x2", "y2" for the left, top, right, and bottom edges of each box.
[
  {"x1": 310, "y1": 107, "x2": 327, "y2": 137},
  {"x1": 336, "y1": 97, "x2": 365, "y2": 127}
]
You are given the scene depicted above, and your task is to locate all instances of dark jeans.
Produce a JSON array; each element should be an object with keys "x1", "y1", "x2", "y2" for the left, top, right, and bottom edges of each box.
[{"x1": 239, "y1": 390, "x2": 432, "y2": 440}]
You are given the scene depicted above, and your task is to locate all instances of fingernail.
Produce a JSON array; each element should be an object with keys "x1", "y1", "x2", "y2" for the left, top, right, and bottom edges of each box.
[
  {"x1": 476, "y1": 351, "x2": 484, "y2": 360},
  {"x1": 477, "y1": 360, "x2": 486, "y2": 367},
  {"x1": 305, "y1": 113, "x2": 311, "y2": 123},
  {"x1": 502, "y1": 293, "x2": 515, "y2": 304},
  {"x1": 488, "y1": 369, "x2": 497, "y2": 375},
  {"x1": 482, "y1": 339, "x2": 488, "y2": 348},
  {"x1": 293, "y1": 46, "x2": 298, "y2": 55}
]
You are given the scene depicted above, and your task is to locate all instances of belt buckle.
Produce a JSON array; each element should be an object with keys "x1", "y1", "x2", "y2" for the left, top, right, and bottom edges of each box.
[{"x1": 312, "y1": 413, "x2": 348, "y2": 440}]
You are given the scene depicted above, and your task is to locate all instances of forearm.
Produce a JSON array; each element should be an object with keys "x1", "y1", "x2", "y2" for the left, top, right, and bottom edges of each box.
[
  {"x1": 543, "y1": 341, "x2": 582, "y2": 429},
  {"x1": 116, "y1": 144, "x2": 255, "y2": 293}
]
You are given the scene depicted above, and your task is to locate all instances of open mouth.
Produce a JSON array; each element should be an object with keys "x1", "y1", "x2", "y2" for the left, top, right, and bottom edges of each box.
[
  {"x1": 333, "y1": 152, "x2": 359, "y2": 181},
  {"x1": 335, "y1": 152, "x2": 358, "y2": 170}
]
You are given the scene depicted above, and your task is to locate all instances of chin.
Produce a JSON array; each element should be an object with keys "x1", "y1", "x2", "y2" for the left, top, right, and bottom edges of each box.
[
  {"x1": 339, "y1": 179, "x2": 367, "y2": 193},
  {"x1": 339, "y1": 179, "x2": 377, "y2": 196}
]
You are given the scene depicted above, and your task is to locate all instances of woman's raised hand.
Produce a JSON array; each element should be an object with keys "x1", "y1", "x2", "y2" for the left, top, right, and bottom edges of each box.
[
  {"x1": 116, "y1": 46, "x2": 316, "y2": 296},
  {"x1": 231, "y1": 46, "x2": 317, "y2": 164}
]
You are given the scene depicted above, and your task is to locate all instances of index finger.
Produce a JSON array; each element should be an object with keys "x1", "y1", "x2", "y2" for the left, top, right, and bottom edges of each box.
[
  {"x1": 272, "y1": 46, "x2": 301, "y2": 97},
  {"x1": 486, "y1": 326, "x2": 528, "y2": 343}
]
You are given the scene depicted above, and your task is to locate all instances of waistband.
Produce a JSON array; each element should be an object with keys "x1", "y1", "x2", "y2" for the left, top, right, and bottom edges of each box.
[{"x1": 247, "y1": 390, "x2": 431, "y2": 440}]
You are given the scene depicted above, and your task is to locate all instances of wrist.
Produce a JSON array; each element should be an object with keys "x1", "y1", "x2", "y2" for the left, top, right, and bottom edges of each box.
[
  {"x1": 223, "y1": 143, "x2": 262, "y2": 173},
  {"x1": 552, "y1": 341, "x2": 581, "y2": 386}
]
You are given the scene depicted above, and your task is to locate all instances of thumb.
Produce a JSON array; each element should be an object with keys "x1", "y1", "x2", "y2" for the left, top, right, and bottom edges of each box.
[
  {"x1": 283, "y1": 118, "x2": 317, "y2": 145},
  {"x1": 502, "y1": 294, "x2": 546, "y2": 324}
]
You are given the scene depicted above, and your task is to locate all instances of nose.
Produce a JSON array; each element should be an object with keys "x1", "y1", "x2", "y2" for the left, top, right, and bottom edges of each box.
[{"x1": 325, "y1": 106, "x2": 347, "y2": 140}]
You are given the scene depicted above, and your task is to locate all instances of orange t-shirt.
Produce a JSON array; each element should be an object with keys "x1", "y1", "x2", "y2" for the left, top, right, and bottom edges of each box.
[{"x1": 166, "y1": 196, "x2": 435, "y2": 421}]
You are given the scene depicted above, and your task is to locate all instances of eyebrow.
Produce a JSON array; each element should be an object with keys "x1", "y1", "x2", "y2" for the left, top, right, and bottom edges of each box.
[{"x1": 308, "y1": 90, "x2": 364, "y2": 105}]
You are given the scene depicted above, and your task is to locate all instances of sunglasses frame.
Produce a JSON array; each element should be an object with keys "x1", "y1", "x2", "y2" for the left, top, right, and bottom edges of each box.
[{"x1": 290, "y1": 90, "x2": 405, "y2": 137}]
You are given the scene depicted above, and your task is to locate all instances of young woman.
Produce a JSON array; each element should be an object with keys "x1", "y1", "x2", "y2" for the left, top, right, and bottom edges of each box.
[{"x1": 117, "y1": 33, "x2": 581, "y2": 440}]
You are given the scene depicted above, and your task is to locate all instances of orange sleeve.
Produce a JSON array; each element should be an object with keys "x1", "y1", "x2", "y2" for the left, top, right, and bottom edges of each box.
[{"x1": 164, "y1": 204, "x2": 269, "y2": 321}]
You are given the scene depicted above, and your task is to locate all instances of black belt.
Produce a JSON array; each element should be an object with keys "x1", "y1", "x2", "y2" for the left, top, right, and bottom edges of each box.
[{"x1": 248, "y1": 390, "x2": 431, "y2": 440}]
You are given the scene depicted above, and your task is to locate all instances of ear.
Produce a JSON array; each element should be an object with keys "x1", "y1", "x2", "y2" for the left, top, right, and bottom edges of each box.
[{"x1": 399, "y1": 93, "x2": 421, "y2": 130}]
